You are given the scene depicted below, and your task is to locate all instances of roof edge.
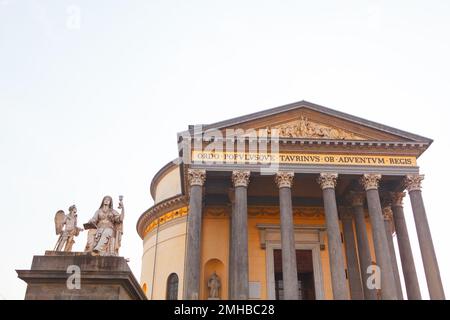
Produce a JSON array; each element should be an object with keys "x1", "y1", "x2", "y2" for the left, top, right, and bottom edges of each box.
[
  {"x1": 149, "y1": 159, "x2": 179, "y2": 200},
  {"x1": 179, "y1": 100, "x2": 433, "y2": 144}
]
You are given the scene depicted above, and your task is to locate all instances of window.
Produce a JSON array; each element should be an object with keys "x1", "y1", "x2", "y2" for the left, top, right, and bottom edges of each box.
[{"x1": 166, "y1": 273, "x2": 179, "y2": 300}]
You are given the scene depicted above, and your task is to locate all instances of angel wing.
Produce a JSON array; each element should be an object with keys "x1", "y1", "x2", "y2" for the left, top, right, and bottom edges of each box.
[{"x1": 54, "y1": 210, "x2": 66, "y2": 235}]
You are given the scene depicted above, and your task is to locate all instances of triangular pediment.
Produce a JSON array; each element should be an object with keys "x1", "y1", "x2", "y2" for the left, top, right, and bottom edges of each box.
[{"x1": 185, "y1": 100, "x2": 432, "y2": 143}]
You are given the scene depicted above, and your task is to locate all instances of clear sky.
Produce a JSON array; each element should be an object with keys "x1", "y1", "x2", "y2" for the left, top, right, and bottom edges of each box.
[{"x1": 1, "y1": 0, "x2": 449, "y2": 300}]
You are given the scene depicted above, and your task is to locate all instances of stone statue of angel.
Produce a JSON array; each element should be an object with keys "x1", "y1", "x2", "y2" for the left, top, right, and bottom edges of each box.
[
  {"x1": 54, "y1": 205, "x2": 83, "y2": 252},
  {"x1": 84, "y1": 195, "x2": 124, "y2": 256}
]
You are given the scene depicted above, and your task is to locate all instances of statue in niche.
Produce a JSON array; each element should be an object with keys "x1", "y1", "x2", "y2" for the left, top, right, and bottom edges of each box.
[
  {"x1": 207, "y1": 271, "x2": 221, "y2": 299},
  {"x1": 54, "y1": 205, "x2": 83, "y2": 252}
]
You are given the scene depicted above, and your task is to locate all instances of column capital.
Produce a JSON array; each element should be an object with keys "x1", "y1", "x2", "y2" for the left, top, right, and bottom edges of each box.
[
  {"x1": 349, "y1": 191, "x2": 366, "y2": 207},
  {"x1": 382, "y1": 206, "x2": 395, "y2": 234},
  {"x1": 382, "y1": 206, "x2": 394, "y2": 221},
  {"x1": 360, "y1": 174, "x2": 381, "y2": 191},
  {"x1": 404, "y1": 174, "x2": 424, "y2": 192},
  {"x1": 232, "y1": 170, "x2": 251, "y2": 188},
  {"x1": 187, "y1": 169, "x2": 206, "y2": 186},
  {"x1": 275, "y1": 171, "x2": 294, "y2": 188},
  {"x1": 339, "y1": 206, "x2": 354, "y2": 220},
  {"x1": 317, "y1": 173, "x2": 338, "y2": 190},
  {"x1": 390, "y1": 191, "x2": 406, "y2": 207},
  {"x1": 380, "y1": 193, "x2": 392, "y2": 209}
]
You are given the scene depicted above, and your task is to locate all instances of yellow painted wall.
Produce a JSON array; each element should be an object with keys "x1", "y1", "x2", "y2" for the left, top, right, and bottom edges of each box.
[
  {"x1": 338, "y1": 221, "x2": 352, "y2": 300},
  {"x1": 199, "y1": 211, "x2": 336, "y2": 300},
  {"x1": 154, "y1": 166, "x2": 182, "y2": 204},
  {"x1": 141, "y1": 218, "x2": 187, "y2": 299},
  {"x1": 247, "y1": 217, "x2": 269, "y2": 299},
  {"x1": 141, "y1": 233, "x2": 156, "y2": 298},
  {"x1": 319, "y1": 231, "x2": 333, "y2": 300},
  {"x1": 200, "y1": 216, "x2": 230, "y2": 300},
  {"x1": 142, "y1": 209, "x2": 376, "y2": 300}
]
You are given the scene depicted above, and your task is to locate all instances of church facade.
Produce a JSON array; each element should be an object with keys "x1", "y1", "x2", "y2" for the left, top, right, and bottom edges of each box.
[{"x1": 136, "y1": 100, "x2": 445, "y2": 300}]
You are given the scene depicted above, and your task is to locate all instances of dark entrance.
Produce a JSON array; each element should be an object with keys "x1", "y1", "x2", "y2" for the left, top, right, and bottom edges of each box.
[{"x1": 274, "y1": 249, "x2": 316, "y2": 300}]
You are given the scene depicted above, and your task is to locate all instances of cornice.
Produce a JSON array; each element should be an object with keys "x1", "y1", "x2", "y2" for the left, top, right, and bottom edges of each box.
[
  {"x1": 149, "y1": 160, "x2": 180, "y2": 201},
  {"x1": 136, "y1": 194, "x2": 188, "y2": 239}
]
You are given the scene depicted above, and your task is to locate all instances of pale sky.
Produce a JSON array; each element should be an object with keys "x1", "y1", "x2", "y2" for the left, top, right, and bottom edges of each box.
[{"x1": 1, "y1": 0, "x2": 449, "y2": 300}]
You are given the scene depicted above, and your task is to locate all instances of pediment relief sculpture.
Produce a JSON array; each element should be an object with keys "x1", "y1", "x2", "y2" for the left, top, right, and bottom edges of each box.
[{"x1": 267, "y1": 116, "x2": 365, "y2": 140}]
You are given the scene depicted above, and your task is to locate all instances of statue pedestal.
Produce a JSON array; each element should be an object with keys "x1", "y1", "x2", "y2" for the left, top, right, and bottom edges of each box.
[{"x1": 16, "y1": 251, "x2": 147, "y2": 300}]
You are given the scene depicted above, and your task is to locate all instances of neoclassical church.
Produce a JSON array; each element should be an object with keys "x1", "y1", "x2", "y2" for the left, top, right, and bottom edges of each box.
[{"x1": 136, "y1": 100, "x2": 445, "y2": 300}]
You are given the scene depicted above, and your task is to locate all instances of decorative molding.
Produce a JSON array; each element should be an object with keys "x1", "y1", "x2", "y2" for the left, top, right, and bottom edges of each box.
[
  {"x1": 275, "y1": 171, "x2": 294, "y2": 188},
  {"x1": 349, "y1": 191, "x2": 365, "y2": 207},
  {"x1": 339, "y1": 206, "x2": 353, "y2": 220},
  {"x1": 180, "y1": 100, "x2": 433, "y2": 145},
  {"x1": 256, "y1": 223, "x2": 326, "y2": 249},
  {"x1": 382, "y1": 206, "x2": 393, "y2": 221},
  {"x1": 360, "y1": 174, "x2": 381, "y2": 190},
  {"x1": 390, "y1": 192, "x2": 406, "y2": 207},
  {"x1": 249, "y1": 206, "x2": 323, "y2": 218},
  {"x1": 190, "y1": 138, "x2": 427, "y2": 156},
  {"x1": 150, "y1": 160, "x2": 179, "y2": 200},
  {"x1": 404, "y1": 174, "x2": 424, "y2": 192},
  {"x1": 204, "y1": 205, "x2": 324, "y2": 219},
  {"x1": 143, "y1": 206, "x2": 188, "y2": 237},
  {"x1": 232, "y1": 170, "x2": 251, "y2": 187},
  {"x1": 204, "y1": 206, "x2": 230, "y2": 217},
  {"x1": 136, "y1": 195, "x2": 188, "y2": 239},
  {"x1": 293, "y1": 207, "x2": 324, "y2": 218},
  {"x1": 380, "y1": 193, "x2": 392, "y2": 209},
  {"x1": 317, "y1": 173, "x2": 338, "y2": 190},
  {"x1": 268, "y1": 116, "x2": 365, "y2": 140},
  {"x1": 187, "y1": 169, "x2": 206, "y2": 186},
  {"x1": 382, "y1": 206, "x2": 395, "y2": 234}
]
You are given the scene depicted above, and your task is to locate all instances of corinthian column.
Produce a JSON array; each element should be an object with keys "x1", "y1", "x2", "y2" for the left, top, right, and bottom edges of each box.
[
  {"x1": 404, "y1": 174, "x2": 445, "y2": 300},
  {"x1": 390, "y1": 192, "x2": 421, "y2": 300},
  {"x1": 382, "y1": 204, "x2": 403, "y2": 299},
  {"x1": 340, "y1": 207, "x2": 363, "y2": 300},
  {"x1": 317, "y1": 173, "x2": 349, "y2": 300},
  {"x1": 275, "y1": 172, "x2": 298, "y2": 300},
  {"x1": 228, "y1": 188, "x2": 237, "y2": 299},
  {"x1": 350, "y1": 191, "x2": 378, "y2": 300},
  {"x1": 232, "y1": 170, "x2": 251, "y2": 300},
  {"x1": 183, "y1": 169, "x2": 206, "y2": 300},
  {"x1": 360, "y1": 174, "x2": 398, "y2": 300}
]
